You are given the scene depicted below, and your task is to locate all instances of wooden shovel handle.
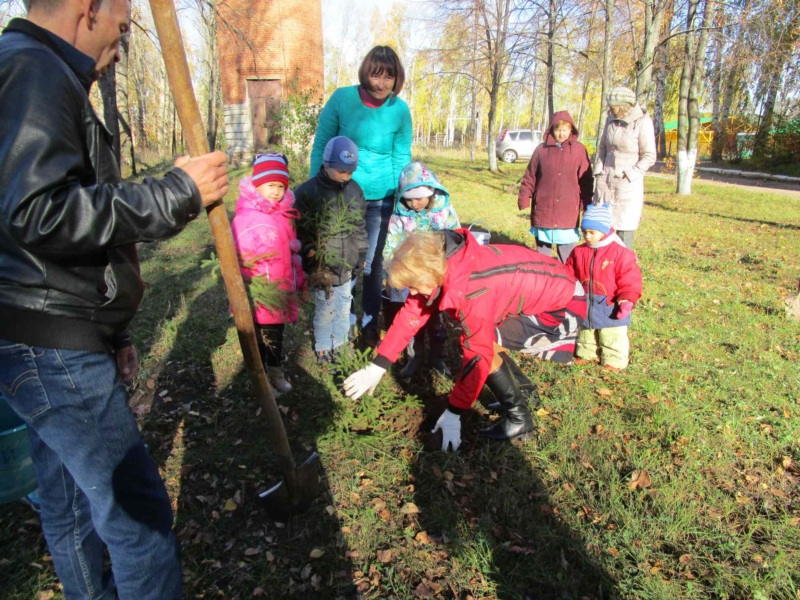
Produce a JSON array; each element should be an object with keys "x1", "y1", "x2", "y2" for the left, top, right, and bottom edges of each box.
[{"x1": 148, "y1": 0, "x2": 295, "y2": 477}]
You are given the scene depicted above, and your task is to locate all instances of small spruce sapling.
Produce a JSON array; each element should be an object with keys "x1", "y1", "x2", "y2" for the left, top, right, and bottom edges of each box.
[
  {"x1": 202, "y1": 251, "x2": 297, "y2": 313},
  {"x1": 300, "y1": 191, "x2": 363, "y2": 298}
]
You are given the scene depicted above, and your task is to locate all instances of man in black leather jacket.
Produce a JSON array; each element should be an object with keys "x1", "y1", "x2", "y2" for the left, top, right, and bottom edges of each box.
[{"x1": 0, "y1": 1, "x2": 229, "y2": 598}]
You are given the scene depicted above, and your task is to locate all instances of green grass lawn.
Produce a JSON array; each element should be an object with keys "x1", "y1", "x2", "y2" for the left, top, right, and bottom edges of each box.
[{"x1": 2, "y1": 153, "x2": 799, "y2": 599}]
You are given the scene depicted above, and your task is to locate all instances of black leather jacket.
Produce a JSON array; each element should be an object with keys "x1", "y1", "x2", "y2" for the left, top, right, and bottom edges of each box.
[{"x1": 0, "y1": 19, "x2": 202, "y2": 352}]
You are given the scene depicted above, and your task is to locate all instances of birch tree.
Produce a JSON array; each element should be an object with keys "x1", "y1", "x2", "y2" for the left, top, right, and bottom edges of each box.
[
  {"x1": 751, "y1": 0, "x2": 800, "y2": 160},
  {"x1": 634, "y1": 0, "x2": 670, "y2": 104},
  {"x1": 595, "y1": 0, "x2": 615, "y2": 150},
  {"x1": 676, "y1": 0, "x2": 713, "y2": 194}
]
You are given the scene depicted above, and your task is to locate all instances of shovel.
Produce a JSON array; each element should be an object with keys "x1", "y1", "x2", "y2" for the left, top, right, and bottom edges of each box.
[{"x1": 148, "y1": 0, "x2": 319, "y2": 519}]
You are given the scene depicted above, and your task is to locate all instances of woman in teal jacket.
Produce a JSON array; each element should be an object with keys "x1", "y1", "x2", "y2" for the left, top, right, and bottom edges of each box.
[{"x1": 310, "y1": 46, "x2": 412, "y2": 346}]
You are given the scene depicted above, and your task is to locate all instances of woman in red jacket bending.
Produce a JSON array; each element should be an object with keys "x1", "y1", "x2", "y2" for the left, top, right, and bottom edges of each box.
[
  {"x1": 343, "y1": 229, "x2": 587, "y2": 452},
  {"x1": 517, "y1": 111, "x2": 594, "y2": 263}
]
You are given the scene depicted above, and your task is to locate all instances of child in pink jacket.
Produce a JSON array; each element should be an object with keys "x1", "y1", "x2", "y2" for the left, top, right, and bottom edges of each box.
[{"x1": 231, "y1": 153, "x2": 305, "y2": 395}]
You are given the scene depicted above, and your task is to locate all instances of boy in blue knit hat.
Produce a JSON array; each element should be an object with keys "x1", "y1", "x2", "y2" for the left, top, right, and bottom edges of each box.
[
  {"x1": 294, "y1": 136, "x2": 368, "y2": 362},
  {"x1": 566, "y1": 204, "x2": 643, "y2": 371}
]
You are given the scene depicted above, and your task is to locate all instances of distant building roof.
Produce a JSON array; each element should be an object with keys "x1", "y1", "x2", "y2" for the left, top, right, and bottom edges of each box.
[{"x1": 663, "y1": 117, "x2": 714, "y2": 131}]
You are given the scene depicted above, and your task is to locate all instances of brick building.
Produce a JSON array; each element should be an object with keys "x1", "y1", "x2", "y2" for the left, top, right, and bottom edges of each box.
[{"x1": 216, "y1": 0, "x2": 323, "y2": 157}]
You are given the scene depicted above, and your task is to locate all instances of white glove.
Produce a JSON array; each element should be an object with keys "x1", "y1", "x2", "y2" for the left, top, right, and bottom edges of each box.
[
  {"x1": 432, "y1": 409, "x2": 461, "y2": 452},
  {"x1": 342, "y1": 363, "x2": 386, "y2": 399}
]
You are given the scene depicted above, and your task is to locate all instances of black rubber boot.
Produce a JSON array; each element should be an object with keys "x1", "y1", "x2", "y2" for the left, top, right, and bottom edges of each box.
[
  {"x1": 428, "y1": 341, "x2": 452, "y2": 378},
  {"x1": 382, "y1": 302, "x2": 402, "y2": 330},
  {"x1": 399, "y1": 337, "x2": 423, "y2": 379},
  {"x1": 426, "y1": 313, "x2": 451, "y2": 378},
  {"x1": 504, "y1": 356, "x2": 541, "y2": 409},
  {"x1": 479, "y1": 355, "x2": 534, "y2": 441}
]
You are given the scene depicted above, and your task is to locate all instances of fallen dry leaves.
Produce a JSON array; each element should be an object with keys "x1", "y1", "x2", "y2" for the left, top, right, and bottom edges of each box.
[
  {"x1": 415, "y1": 531, "x2": 431, "y2": 544},
  {"x1": 627, "y1": 470, "x2": 652, "y2": 490}
]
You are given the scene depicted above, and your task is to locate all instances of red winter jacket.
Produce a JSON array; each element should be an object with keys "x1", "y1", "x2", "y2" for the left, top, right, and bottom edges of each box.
[
  {"x1": 565, "y1": 231, "x2": 642, "y2": 328},
  {"x1": 373, "y1": 229, "x2": 580, "y2": 411},
  {"x1": 517, "y1": 111, "x2": 594, "y2": 229}
]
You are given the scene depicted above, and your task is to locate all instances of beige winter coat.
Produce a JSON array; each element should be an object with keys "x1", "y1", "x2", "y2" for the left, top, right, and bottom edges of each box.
[{"x1": 593, "y1": 104, "x2": 657, "y2": 231}]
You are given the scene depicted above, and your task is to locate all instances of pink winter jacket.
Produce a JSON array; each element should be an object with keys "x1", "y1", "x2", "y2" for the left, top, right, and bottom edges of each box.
[{"x1": 231, "y1": 177, "x2": 305, "y2": 325}]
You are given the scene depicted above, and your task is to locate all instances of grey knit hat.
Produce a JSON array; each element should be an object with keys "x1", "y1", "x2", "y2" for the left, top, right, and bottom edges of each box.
[{"x1": 607, "y1": 86, "x2": 637, "y2": 107}]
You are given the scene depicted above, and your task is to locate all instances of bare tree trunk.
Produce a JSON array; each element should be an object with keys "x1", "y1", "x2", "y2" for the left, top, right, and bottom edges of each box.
[
  {"x1": 116, "y1": 33, "x2": 136, "y2": 175},
  {"x1": 709, "y1": 21, "x2": 723, "y2": 162},
  {"x1": 712, "y1": 61, "x2": 739, "y2": 162},
  {"x1": 676, "y1": 0, "x2": 697, "y2": 193},
  {"x1": 635, "y1": 0, "x2": 666, "y2": 104},
  {"x1": 577, "y1": 71, "x2": 590, "y2": 139},
  {"x1": 528, "y1": 58, "x2": 538, "y2": 130},
  {"x1": 485, "y1": 0, "x2": 512, "y2": 173},
  {"x1": 677, "y1": 0, "x2": 712, "y2": 194},
  {"x1": 545, "y1": 0, "x2": 556, "y2": 123},
  {"x1": 752, "y1": 1, "x2": 800, "y2": 160},
  {"x1": 577, "y1": 3, "x2": 597, "y2": 139},
  {"x1": 470, "y1": 4, "x2": 479, "y2": 161},
  {"x1": 752, "y1": 70, "x2": 781, "y2": 159},
  {"x1": 204, "y1": 2, "x2": 220, "y2": 152},
  {"x1": 206, "y1": 56, "x2": 218, "y2": 151},
  {"x1": 487, "y1": 77, "x2": 501, "y2": 171},
  {"x1": 687, "y1": 0, "x2": 714, "y2": 168},
  {"x1": 653, "y1": 43, "x2": 667, "y2": 158},
  {"x1": 133, "y1": 59, "x2": 147, "y2": 152},
  {"x1": 596, "y1": 0, "x2": 615, "y2": 151},
  {"x1": 98, "y1": 66, "x2": 121, "y2": 167}
]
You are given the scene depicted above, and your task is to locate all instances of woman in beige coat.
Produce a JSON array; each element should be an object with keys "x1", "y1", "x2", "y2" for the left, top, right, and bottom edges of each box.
[{"x1": 593, "y1": 86, "x2": 657, "y2": 250}]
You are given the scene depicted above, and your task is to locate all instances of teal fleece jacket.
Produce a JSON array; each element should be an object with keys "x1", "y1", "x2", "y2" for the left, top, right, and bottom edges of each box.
[{"x1": 310, "y1": 86, "x2": 412, "y2": 201}]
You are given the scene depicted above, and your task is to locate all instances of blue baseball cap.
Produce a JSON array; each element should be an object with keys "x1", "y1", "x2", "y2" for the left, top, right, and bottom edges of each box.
[{"x1": 323, "y1": 136, "x2": 358, "y2": 172}]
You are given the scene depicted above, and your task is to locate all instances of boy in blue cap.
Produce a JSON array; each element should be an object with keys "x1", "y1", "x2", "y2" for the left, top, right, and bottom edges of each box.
[
  {"x1": 566, "y1": 203, "x2": 643, "y2": 371},
  {"x1": 295, "y1": 137, "x2": 368, "y2": 362}
]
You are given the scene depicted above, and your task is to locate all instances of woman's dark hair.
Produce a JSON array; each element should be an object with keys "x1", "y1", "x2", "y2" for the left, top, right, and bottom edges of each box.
[{"x1": 358, "y1": 46, "x2": 405, "y2": 95}]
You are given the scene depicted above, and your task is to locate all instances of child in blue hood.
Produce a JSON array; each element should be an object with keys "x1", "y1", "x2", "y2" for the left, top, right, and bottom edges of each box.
[{"x1": 382, "y1": 161, "x2": 460, "y2": 378}]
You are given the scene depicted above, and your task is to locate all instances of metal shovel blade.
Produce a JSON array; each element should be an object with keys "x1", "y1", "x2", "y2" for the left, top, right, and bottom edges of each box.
[{"x1": 259, "y1": 452, "x2": 321, "y2": 519}]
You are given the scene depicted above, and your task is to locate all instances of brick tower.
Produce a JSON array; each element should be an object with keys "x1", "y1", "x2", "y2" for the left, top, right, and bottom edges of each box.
[{"x1": 216, "y1": 0, "x2": 323, "y2": 158}]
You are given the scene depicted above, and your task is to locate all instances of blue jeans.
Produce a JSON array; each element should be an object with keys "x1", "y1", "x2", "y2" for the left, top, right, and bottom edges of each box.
[
  {"x1": 313, "y1": 282, "x2": 353, "y2": 352},
  {"x1": 362, "y1": 197, "x2": 394, "y2": 330},
  {"x1": 0, "y1": 339, "x2": 181, "y2": 600}
]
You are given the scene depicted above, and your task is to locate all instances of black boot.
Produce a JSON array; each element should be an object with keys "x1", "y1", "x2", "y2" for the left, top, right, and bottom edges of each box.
[
  {"x1": 382, "y1": 301, "x2": 402, "y2": 330},
  {"x1": 428, "y1": 341, "x2": 452, "y2": 378},
  {"x1": 504, "y1": 356, "x2": 541, "y2": 409},
  {"x1": 479, "y1": 355, "x2": 534, "y2": 441},
  {"x1": 427, "y1": 313, "x2": 452, "y2": 378},
  {"x1": 399, "y1": 337, "x2": 423, "y2": 379}
]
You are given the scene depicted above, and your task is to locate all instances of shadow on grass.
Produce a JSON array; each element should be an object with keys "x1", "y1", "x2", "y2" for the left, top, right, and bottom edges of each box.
[
  {"x1": 137, "y1": 284, "x2": 356, "y2": 598},
  {"x1": 644, "y1": 198, "x2": 800, "y2": 231},
  {"x1": 381, "y1": 303, "x2": 613, "y2": 598},
  {"x1": 390, "y1": 356, "x2": 613, "y2": 598}
]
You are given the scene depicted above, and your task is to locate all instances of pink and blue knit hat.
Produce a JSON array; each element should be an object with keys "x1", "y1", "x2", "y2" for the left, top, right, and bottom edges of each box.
[{"x1": 252, "y1": 153, "x2": 289, "y2": 188}]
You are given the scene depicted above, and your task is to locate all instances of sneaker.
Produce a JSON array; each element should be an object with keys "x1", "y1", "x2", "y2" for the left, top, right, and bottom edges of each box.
[
  {"x1": 573, "y1": 357, "x2": 595, "y2": 366},
  {"x1": 316, "y1": 350, "x2": 333, "y2": 365},
  {"x1": 267, "y1": 366, "x2": 293, "y2": 395},
  {"x1": 20, "y1": 490, "x2": 41, "y2": 513}
]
